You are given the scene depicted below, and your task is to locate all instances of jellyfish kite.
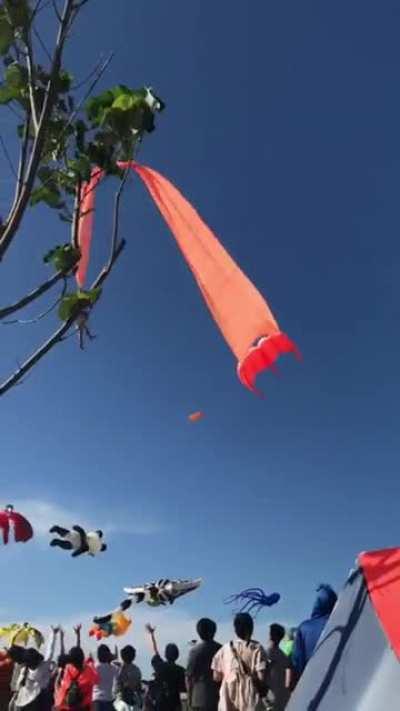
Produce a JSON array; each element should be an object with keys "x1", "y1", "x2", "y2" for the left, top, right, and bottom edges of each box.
[
  {"x1": 0, "y1": 505, "x2": 33, "y2": 545},
  {"x1": 76, "y1": 162, "x2": 300, "y2": 394},
  {"x1": 225, "y1": 588, "x2": 281, "y2": 616}
]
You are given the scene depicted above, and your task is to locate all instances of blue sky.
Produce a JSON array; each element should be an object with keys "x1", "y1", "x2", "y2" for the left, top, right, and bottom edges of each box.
[{"x1": 0, "y1": 0, "x2": 400, "y2": 672}]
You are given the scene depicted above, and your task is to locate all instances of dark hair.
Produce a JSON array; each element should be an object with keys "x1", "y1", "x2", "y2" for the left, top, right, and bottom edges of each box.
[
  {"x1": 25, "y1": 648, "x2": 44, "y2": 670},
  {"x1": 57, "y1": 653, "x2": 69, "y2": 669},
  {"x1": 68, "y1": 647, "x2": 84, "y2": 671},
  {"x1": 165, "y1": 643, "x2": 179, "y2": 663},
  {"x1": 234, "y1": 613, "x2": 254, "y2": 641},
  {"x1": 97, "y1": 644, "x2": 113, "y2": 664},
  {"x1": 121, "y1": 646, "x2": 136, "y2": 664},
  {"x1": 7, "y1": 646, "x2": 26, "y2": 665},
  {"x1": 197, "y1": 618, "x2": 217, "y2": 642},
  {"x1": 270, "y1": 624, "x2": 285, "y2": 644}
]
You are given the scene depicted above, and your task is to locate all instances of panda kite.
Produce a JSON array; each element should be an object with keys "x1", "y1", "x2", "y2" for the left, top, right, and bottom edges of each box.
[{"x1": 49, "y1": 525, "x2": 107, "y2": 557}]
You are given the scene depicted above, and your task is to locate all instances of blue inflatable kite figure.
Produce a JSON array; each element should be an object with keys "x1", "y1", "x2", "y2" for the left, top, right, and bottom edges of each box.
[{"x1": 226, "y1": 588, "x2": 280, "y2": 616}]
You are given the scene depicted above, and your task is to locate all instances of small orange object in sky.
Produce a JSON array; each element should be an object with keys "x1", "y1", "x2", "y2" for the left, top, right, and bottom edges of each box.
[{"x1": 188, "y1": 411, "x2": 204, "y2": 422}]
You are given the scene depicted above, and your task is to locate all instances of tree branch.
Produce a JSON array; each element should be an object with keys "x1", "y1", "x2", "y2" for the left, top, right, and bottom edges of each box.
[
  {"x1": 2, "y1": 279, "x2": 67, "y2": 325},
  {"x1": 0, "y1": 135, "x2": 17, "y2": 179},
  {"x1": 0, "y1": 0, "x2": 80, "y2": 261},
  {"x1": 0, "y1": 270, "x2": 65, "y2": 320},
  {"x1": 71, "y1": 178, "x2": 81, "y2": 249},
  {"x1": 24, "y1": 37, "x2": 40, "y2": 135},
  {"x1": 90, "y1": 169, "x2": 129, "y2": 289},
  {"x1": 0, "y1": 239, "x2": 126, "y2": 397},
  {"x1": 0, "y1": 319, "x2": 72, "y2": 397},
  {"x1": 13, "y1": 109, "x2": 31, "y2": 204}
]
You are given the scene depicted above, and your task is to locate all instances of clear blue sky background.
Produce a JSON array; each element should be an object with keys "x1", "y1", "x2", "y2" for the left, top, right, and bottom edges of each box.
[{"x1": 0, "y1": 0, "x2": 400, "y2": 664}]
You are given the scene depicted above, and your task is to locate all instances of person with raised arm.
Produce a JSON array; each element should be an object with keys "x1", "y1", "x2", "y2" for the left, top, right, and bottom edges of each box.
[
  {"x1": 145, "y1": 625, "x2": 185, "y2": 711},
  {"x1": 14, "y1": 627, "x2": 59, "y2": 711}
]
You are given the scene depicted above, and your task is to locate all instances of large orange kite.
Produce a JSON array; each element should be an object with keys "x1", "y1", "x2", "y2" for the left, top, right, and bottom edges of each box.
[{"x1": 76, "y1": 162, "x2": 300, "y2": 393}]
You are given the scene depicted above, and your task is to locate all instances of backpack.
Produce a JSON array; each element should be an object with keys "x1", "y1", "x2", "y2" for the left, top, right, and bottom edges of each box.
[{"x1": 65, "y1": 676, "x2": 83, "y2": 708}]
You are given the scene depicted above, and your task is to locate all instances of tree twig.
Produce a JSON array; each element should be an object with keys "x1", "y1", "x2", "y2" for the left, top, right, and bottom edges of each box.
[
  {"x1": 0, "y1": 270, "x2": 65, "y2": 320},
  {"x1": 32, "y1": 26, "x2": 52, "y2": 64},
  {"x1": 0, "y1": 135, "x2": 17, "y2": 179},
  {"x1": 71, "y1": 178, "x2": 81, "y2": 249},
  {"x1": 2, "y1": 279, "x2": 67, "y2": 325},
  {"x1": 0, "y1": 240, "x2": 125, "y2": 397},
  {"x1": 24, "y1": 36, "x2": 40, "y2": 135},
  {"x1": 13, "y1": 109, "x2": 31, "y2": 204}
]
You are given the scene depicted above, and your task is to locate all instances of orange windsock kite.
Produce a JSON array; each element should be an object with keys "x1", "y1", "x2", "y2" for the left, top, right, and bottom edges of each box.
[{"x1": 76, "y1": 162, "x2": 299, "y2": 393}]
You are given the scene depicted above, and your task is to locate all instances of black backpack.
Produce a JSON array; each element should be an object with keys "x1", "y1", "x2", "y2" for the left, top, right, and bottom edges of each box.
[{"x1": 65, "y1": 677, "x2": 83, "y2": 708}]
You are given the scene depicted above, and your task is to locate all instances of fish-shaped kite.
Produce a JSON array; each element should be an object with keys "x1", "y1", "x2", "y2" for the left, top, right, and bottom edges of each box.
[
  {"x1": 121, "y1": 578, "x2": 202, "y2": 608},
  {"x1": 77, "y1": 163, "x2": 300, "y2": 394}
]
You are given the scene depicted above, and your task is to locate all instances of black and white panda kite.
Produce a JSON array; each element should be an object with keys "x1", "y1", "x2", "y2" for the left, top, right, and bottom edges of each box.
[{"x1": 49, "y1": 525, "x2": 107, "y2": 558}]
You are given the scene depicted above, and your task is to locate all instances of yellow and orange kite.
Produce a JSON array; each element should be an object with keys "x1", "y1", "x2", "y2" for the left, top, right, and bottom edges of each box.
[{"x1": 77, "y1": 162, "x2": 300, "y2": 394}]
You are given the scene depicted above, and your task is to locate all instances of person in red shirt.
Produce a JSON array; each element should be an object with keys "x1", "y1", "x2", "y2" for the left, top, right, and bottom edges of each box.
[{"x1": 57, "y1": 648, "x2": 98, "y2": 711}]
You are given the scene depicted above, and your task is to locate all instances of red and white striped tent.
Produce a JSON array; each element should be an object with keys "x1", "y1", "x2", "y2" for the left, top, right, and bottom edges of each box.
[{"x1": 287, "y1": 548, "x2": 400, "y2": 710}]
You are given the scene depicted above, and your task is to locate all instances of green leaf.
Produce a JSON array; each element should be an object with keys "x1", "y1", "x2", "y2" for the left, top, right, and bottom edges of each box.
[
  {"x1": 37, "y1": 166, "x2": 54, "y2": 183},
  {"x1": 4, "y1": 0, "x2": 30, "y2": 27},
  {"x1": 67, "y1": 155, "x2": 91, "y2": 182},
  {"x1": 0, "y1": 82, "x2": 18, "y2": 104},
  {"x1": 5, "y1": 63, "x2": 27, "y2": 89},
  {"x1": 86, "y1": 89, "x2": 114, "y2": 125},
  {"x1": 58, "y1": 294, "x2": 81, "y2": 321},
  {"x1": 58, "y1": 288, "x2": 102, "y2": 321},
  {"x1": 0, "y1": 17, "x2": 13, "y2": 55},
  {"x1": 111, "y1": 93, "x2": 135, "y2": 111},
  {"x1": 30, "y1": 185, "x2": 63, "y2": 209},
  {"x1": 75, "y1": 120, "x2": 87, "y2": 152},
  {"x1": 55, "y1": 70, "x2": 72, "y2": 94},
  {"x1": 43, "y1": 244, "x2": 80, "y2": 273}
]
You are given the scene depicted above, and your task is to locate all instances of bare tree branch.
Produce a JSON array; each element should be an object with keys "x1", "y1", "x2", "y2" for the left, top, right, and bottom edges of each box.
[
  {"x1": 51, "y1": 0, "x2": 62, "y2": 22},
  {"x1": 0, "y1": 319, "x2": 72, "y2": 397},
  {"x1": 2, "y1": 279, "x2": 67, "y2": 325},
  {"x1": 32, "y1": 25, "x2": 52, "y2": 64},
  {"x1": 25, "y1": 38, "x2": 40, "y2": 135},
  {"x1": 92, "y1": 238, "x2": 125, "y2": 290},
  {"x1": 0, "y1": 135, "x2": 17, "y2": 179},
  {"x1": 71, "y1": 178, "x2": 81, "y2": 249},
  {"x1": 13, "y1": 110, "x2": 31, "y2": 204},
  {"x1": 61, "y1": 52, "x2": 114, "y2": 136},
  {"x1": 0, "y1": 270, "x2": 65, "y2": 320},
  {"x1": 0, "y1": 240, "x2": 125, "y2": 397}
]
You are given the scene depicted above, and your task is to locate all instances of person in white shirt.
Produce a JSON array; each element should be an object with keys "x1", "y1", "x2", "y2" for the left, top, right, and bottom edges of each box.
[
  {"x1": 212, "y1": 614, "x2": 267, "y2": 711},
  {"x1": 14, "y1": 628, "x2": 58, "y2": 711},
  {"x1": 93, "y1": 645, "x2": 119, "y2": 711}
]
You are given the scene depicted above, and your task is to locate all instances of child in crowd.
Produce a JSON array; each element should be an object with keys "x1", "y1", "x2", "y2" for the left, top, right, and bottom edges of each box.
[
  {"x1": 92, "y1": 645, "x2": 119, "y2": 711},
  {"x1": 114, "y1": 645, "x2": 142, "y2": 710},
  {"x1": 265, "y1": 624, "x2": 292, "y2": 711}
]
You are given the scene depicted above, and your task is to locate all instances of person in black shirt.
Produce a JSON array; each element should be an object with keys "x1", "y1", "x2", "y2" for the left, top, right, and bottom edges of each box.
[
  {"x1": 145, "y1": 625, "x2": 185, "y2": 711},
  {"x1": 186, "y1": 619, "x2": 221, "y2": 711}
]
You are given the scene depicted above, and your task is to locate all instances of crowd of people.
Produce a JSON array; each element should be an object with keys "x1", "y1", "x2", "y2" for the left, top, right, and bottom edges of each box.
[{"x1": 0, "y1": 584, "x2": 337, "y2": 711}]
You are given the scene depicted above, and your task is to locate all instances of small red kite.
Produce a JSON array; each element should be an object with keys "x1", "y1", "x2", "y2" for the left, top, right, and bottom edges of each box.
[{"x1": 188, "y1": 411, "x2": 204, "y2": 423}]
